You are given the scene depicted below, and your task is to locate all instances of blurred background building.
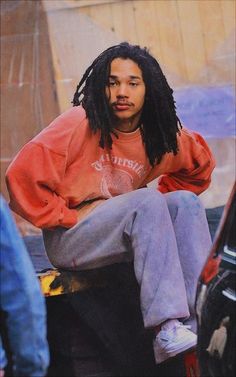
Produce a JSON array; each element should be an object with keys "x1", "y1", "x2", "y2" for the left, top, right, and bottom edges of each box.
[{"x1": 0, "y1": 0, "x2": 235, "y2": 233}]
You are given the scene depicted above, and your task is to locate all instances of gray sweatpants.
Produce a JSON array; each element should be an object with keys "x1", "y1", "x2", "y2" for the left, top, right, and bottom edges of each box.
[{"x1": 43, "y1": 188, "x2": 211, "y2": 330}]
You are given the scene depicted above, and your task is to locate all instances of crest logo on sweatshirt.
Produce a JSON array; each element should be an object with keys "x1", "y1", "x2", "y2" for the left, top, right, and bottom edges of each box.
[
  {"x1": 91, "y1": 153, "x2": 147, "y2": 197},
  {"x1": 100, "y1": 166, "x2": 133, "y2": 197}
]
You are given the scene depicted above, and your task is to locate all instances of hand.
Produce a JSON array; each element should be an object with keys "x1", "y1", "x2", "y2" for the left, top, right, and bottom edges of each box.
[{"x1": 76, "y1": 199, "x2": 105, "y2": 222}]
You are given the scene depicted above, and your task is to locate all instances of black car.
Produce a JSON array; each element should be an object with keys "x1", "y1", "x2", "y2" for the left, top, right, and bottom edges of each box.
[{"x1": 196, "y1": 182, "x2": 236, "y2": 377}]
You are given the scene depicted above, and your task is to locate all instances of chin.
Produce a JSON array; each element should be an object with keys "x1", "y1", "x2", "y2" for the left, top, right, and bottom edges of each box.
[{"x1": 114, "y1": 116, "x2": 130, "y2": 123}]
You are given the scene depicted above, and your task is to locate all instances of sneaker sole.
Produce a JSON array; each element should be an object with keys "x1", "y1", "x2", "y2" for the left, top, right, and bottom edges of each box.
[{"x1": 155, "y1": 342, "x2": 197, "y2": 364}]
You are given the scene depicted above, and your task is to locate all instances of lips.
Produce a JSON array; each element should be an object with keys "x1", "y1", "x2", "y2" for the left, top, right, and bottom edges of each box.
[{"x1": 113, "y1": 102, "x2": 132, "y2": 111}]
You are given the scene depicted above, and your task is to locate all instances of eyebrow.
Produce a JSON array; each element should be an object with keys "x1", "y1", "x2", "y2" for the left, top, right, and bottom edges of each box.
[{"x1": 109, "y1": 75, "x2": 142, "y2": 80}]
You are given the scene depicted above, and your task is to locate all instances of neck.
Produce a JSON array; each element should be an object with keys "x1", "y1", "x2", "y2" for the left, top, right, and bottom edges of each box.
[{"x1": 114, "y1": 114, "x2": 141, "y2": 133}]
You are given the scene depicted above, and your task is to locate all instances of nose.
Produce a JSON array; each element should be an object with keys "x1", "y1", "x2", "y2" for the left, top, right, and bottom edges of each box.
[{"x1": 116, "y1": 83, "x2": 128, "y2": 98}]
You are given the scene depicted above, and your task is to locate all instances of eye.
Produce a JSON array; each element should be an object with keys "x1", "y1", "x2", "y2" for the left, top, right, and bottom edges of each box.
[
  {"x1": 129, "y1": 82, "x2": 138, "y2": 87},
  {"x1": 108, "y1": 80, "x2": 117, "y2": 87}
]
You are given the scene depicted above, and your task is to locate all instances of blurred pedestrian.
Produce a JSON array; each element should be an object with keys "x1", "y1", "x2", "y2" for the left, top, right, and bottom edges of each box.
[{"x1": 0, "y1": 196, "x2": 49, "y2": 376}]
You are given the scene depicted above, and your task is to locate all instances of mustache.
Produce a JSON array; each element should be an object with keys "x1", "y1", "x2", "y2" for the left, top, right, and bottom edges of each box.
[{"x1": 111, "y1": 100, "x2": 134, "y2": 106}]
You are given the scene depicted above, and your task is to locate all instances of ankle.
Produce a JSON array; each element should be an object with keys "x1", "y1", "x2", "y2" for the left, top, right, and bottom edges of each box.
[{"x1": 154, "y1": 325, "x2": 162, "y2": 335}]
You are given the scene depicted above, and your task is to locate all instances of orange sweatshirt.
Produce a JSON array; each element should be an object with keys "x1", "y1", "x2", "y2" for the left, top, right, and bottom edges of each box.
[{"x1": 6, "y1": 106, "x2": 215, "y2": 229}]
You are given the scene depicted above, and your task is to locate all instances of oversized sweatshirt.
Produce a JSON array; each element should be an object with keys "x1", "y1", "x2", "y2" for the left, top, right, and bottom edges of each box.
[{"x1": 6, "y1": 106, "x2": 215, "y2": 229}]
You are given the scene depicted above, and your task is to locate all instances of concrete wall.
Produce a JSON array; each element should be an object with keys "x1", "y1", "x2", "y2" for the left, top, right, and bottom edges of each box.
[
  {"x1": 0, "y1": 0, "x2": 60, "y2": 198},
  {"x1": 42, "y1": 0, "x2": 235, "y2": 112}
]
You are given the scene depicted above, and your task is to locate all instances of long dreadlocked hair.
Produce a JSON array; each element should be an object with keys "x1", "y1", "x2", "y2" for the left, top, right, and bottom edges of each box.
[{"x1": 72, "y1": 42, "x2": 182, "y2": 166}]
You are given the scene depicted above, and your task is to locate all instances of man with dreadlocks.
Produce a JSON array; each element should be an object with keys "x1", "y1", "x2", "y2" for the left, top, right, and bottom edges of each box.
[{"x1": 6, "y1": 42, "x2": 215, "y2": 364}]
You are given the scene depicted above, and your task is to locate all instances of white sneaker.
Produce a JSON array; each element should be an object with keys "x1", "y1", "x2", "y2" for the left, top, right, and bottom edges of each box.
[{"x1": 153, "y1": 319, "x2": 197, "y2": 364}]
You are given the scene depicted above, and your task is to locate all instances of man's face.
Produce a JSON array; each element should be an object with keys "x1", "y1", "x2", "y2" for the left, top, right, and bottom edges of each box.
[{"x1": 106, "y1": 58, "x2": 146, "y2": 131}]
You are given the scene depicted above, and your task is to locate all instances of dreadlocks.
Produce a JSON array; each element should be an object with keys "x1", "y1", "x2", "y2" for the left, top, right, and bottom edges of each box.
[{"x1": 72, "y1": 42, "x2": 182, "y2": 166}]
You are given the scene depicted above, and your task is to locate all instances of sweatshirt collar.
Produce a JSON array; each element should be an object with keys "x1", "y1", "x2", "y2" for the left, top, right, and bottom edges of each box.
[{"x1": 111, "y1": 127, "x2": 141, "y2": 142}]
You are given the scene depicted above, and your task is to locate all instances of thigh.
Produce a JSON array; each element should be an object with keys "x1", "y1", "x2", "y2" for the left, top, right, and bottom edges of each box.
[{"x1": 43, "y1": 188, "x2": 160, "y2": 269}]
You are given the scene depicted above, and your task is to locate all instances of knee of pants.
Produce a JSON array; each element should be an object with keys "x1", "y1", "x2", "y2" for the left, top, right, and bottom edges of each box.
[
  {"x1": 135, "y1": 188, "x2": 167, "y2": 210},
  {"x1": 165, "y1": 190, "x2": 204, "y2": 218}
]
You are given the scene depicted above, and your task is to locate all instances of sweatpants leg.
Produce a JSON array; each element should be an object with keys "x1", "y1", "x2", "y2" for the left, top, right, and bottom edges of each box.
[
  {"x1": 43, "y1": 188, "x2": 191, "y2": 328},
  {"x1": 165, "y1": 190, "x2": 212, "y2": 332}
]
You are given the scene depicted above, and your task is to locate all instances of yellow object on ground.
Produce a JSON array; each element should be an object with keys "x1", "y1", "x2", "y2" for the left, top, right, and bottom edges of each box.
[
  {"x1": 38, "y1": 269, "x2": 108, "y2": 297},
  {"x1": 38, "y1": 270, "x2": 63, "y2": 297}
]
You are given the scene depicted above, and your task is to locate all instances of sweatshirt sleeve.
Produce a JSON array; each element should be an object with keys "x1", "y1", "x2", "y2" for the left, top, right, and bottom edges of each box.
[
  {"x1": 6, "y1": 142, "x2": 78, "y2": 229},
  {"x1": 157, "y1": 129, "x2": 215, "y2": 195}
]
